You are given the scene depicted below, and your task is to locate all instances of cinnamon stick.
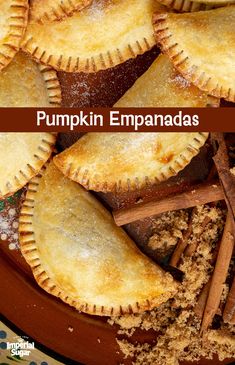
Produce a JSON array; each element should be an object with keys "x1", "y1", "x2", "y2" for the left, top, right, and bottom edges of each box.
[
  {"x1": 184, "y1": 215, "x2": 212, "y2": 257},
  {"x1": 211, "y1": 133, "x2": 235, "y2": 226},
  {"x1": 194, "y1": 240, "x2": 221, "y2": 319},
  {"x1": 194, "y1": 280, "x2": 211, "y2": 319},
  {"x1": 113, "y1": 181, "x2": 223, "y2": 226},
  {"x1": 223, "y1": 274, "x2": 235, "y2": 324},
  {"x1": 170, "y1": 208, "x2": 195, "y2": 267},
  {"x1": 200, "y1": 214, "x2": 234, "y2": 334}
]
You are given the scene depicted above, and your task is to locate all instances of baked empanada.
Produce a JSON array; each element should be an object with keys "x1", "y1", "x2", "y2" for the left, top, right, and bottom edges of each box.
[
  {"x1": 30, "y1": 0, "x2": 91, "y2": 23},
  {"x1": 22, "y1": 0, "x2": 165, "y2": 72},
  {"x1": 0, "y1": 0, "x2": 28, "y2": 71},
  {"x1": 53, "y1": 133, "x2": 208, "y2": 193},
  {"x1": 0, "y1": 133, "x2": 55, "y2": 198},
  {"x1": 0, "y1": 52, "x2": 61, "y2": 107},
  {"x1": 153, "y1": 6, "x2": 235, "y2": 102},
  {"x1": 19, "y1": 162, "x2": 177, "y2": 316},
  {"x1": 115, "y1": 54, "x2": 218, "y2": 107}
]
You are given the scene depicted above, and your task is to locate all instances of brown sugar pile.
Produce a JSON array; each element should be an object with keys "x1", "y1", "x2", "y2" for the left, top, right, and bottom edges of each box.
[
  {"x1": 148, "y1": 209, "x2": 189, "y2": 258},
  {"x1": 108, "y1": 204, "x2": 235, "y2": 364}
]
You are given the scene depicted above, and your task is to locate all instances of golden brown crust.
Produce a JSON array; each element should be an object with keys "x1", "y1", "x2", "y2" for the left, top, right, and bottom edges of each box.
[
  {"x1": 153, "y1": 7, "x2": 235, "y2": 102},
  {"x1": 19, "y1": 162, "x2": 177, "y2": 316},
  {"x1": 0, "y1": 0, "x2": 29, "y2": 71},
  {"x1": 54, "y1": 133, "x2": 209, "y2": 193},
  {"x1": 0, "y1": 133, "x2": 56, "y2": 199},
  {"x1": 115, "y1": 54, "x2": 219, "y2": 107},
  {"x1": 29, "y1": 0, "x2": 92, "y2": 23},
  {"x1": 0, "y1": 51, "x2": 61, "y2": 107},
  {"x1": 22, "y1": 0, "x2": 163, "y2": 73}
]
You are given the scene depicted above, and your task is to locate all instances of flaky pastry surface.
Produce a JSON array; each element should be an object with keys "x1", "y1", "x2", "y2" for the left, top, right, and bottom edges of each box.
[
  {"x1": 0, "y1": 52, "x2": 61, "y2": 107},
  {"x1": 0, "y1": 133, "x2": 55, "y2": 198},
  {"x1": 19, "y1": 162, "x2": 177, "y2": 316},
  {"x1": 22, "y1": 0, "x2": 164, "y2": 72},
  {"x1": 54, "y1": 133, "x2": 209, "y2": 193},
  {"x1": 30, "y1": 0, "x2": 91, "y2": 23},
  {"x1": 0, "y1": 0, "x2": 28, "y2": 71},
  {"x1": 115, "y1": 54, "x2": 218, "y2": 107},
  {"x1": 153, "y1": 6, "x2": 235, "y2": 102}
]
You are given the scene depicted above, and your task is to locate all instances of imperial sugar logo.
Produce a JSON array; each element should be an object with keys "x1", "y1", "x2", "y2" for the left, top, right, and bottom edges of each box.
[{"x1": 6, "y1": 336, "x2": 35, "y2": 358}]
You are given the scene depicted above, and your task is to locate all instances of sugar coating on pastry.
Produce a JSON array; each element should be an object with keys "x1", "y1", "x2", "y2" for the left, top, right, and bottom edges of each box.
[
  {"x1": 0, "y1": 133, "x2": 56, "y2": 198},
  {"x1": 0, "y1": 52, "x2": 61, "y2": 107},
  {"x1": 54, "y1": 132, "x2": 209, "y2": 193},
  {"x1": 19, "y1": 162, "x2": 177, "y2": 316},
  {"x1": 30, "y1": 0, "x2": 92, "y2": 23},
  {"x1": 22, "y1": 0, "x2": 165, "y2": 72},
  {"x1": 0, "y1": 0, "x2": 28, "y2": 71},
  {"x1": 115, "y1": 54, "x2": 218, "y2": 107},
  {"x1": 153, "y1": 6, "x2": 235, "y2": 102}
]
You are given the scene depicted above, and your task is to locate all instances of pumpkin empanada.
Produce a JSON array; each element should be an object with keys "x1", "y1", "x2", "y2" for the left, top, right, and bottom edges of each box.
[
  {"x1": 22, "y1": 0, "x2": 164, "y2": 73},
  {"x1": 53, "y1": 133, "x2": 208, "y2": 193},
  {"x1": 30, "y1": 0, "x2": 91, "y2": 23},
  {"x1": 0, "y1": 0, "x2": 28, "y2": 71},
  {"x1": 115, "y1": 54, "x2": 218, "y2": 107},
  {"x1": 153, "y1": 6, "x2": 235, "y2": 102},
  {"x1": 0, "y1": 133, "x2": 55, "y2": 198},
  {"x1": 19, "y1": 162, "x2": 177, "y2": 316},
  {"x1": 0, "y1": 52, "x2": 61, "y2": 107}
]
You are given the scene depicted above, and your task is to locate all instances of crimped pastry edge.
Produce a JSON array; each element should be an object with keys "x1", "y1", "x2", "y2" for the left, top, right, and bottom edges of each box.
[
  {"x1": 30, "y1": 0, "x2": 91, "y2": 23},
  {"x1": 0, "y1": 134, "x2": 56, "y2": 199},
  {"x1": 154, "y1": 0, "x2": 213, "y2": 12},
  {"x1": 39, "y1": 63, "x2": 62, "y2": 106},
  {"x1": 21, "y1": 35, "x2": 156, "y2": 73},
  {"x1": 19, "y1": 164, "x2": 176, "y2": 316},
  {"x1": 153, "y1": 10, "x2": 235, "y2": 102},
  {"x1": 0, "y1": 0, "x2": 29, "y2": 71},
  {"x1": 53, "y1": 132, "x2": 209, "y2": 193}
]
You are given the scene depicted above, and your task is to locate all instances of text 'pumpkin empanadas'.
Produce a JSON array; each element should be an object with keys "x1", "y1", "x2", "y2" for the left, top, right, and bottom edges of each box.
[
  {"x1": 22, "y1": 0, "x2": 164, "y2": 73},
  {"x1": 0, "y1": 0, "x2": 28, "y2": 71},
  {"x1": 0, "y1": 52, "x2": 61, "y2": 107},
  {"x1": 19, "y1": 162, "x2": 177, "y2": 316},
  {"x1": 53, "y1": 133, "x2": 208, "y2": 193},
  {"x1": 115, "y1": 54, "x2": 218, "y2": 107},
  {"x1": 153, "y1": 6, "x2": 235, "y2": 102},
  {"x1": 0, "y1": 133, "x2": 55, "y2": 198},
  {"x1": 30, "y1": 0, "x2": 91, "y2": 23}
]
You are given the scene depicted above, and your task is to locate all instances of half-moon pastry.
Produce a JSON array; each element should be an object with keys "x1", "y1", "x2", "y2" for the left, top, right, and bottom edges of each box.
[
  {"x1": 0, "y1": 133, "x2": 55, "y2": 198},
  {"x1": 0, "y1": 52, "x2": 61, "y2": 107},
  {"x1": 153, "y1": 6, "x2": 235, "y2": 102},
  {"x1": 0, "y1": 0, "x2": 28, "y2": 71},
  {"x1": 115, "y1": 54, "x2": 218, "y2": 107},
  {"x1": 19, "y1": 162, "x2": 177, "y2": 316},
  {"x1": 22, "y1": 0, "x2": 165, "y2": 73},
  {"x1": 53, "y1": 133, "x2": 208, "y2": 193},
  {"x1": 30, "y1": 0, "x2": 91, "y2": 23}
]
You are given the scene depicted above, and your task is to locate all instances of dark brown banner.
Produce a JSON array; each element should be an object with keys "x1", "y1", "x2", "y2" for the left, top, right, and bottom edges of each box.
[{"x1": 0, "y1": 107, "x2": 234, "y2": 132}]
